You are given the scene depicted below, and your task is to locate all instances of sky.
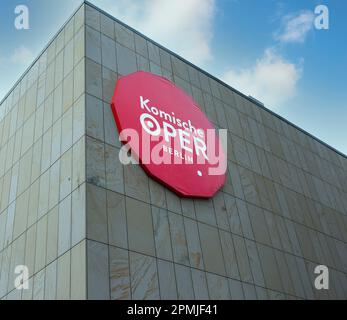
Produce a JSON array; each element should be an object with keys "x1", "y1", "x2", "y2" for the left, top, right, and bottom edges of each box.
[{"x1": 0, "y1": 0, "x2": 346, "y2": 155}]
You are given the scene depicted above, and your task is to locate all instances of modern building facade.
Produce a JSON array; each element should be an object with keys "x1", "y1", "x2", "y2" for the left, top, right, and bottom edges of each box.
[{"x1": 0, "y1": 2, "x2": 347, "y2": 300}]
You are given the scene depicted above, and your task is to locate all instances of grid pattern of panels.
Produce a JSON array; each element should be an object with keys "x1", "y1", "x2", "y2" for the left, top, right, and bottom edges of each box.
[
  {"x1": 0, "y1": 5, "x2": 87, "y2": 300},
  {"x1": 1, "y1": 2, "x2": 347, "y2": 300},
  {"x1": 84, "y1": 4, "x2": 347, "y2": 300}
]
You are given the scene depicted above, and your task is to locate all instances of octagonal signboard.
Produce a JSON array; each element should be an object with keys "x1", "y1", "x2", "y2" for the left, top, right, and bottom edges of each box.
[{"x1": 111, "y1": 71, "x2": 226, "y2": 198}]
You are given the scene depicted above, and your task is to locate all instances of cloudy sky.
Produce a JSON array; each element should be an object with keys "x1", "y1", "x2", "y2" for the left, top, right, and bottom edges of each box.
[{"x1": 0, "y1": 0, "x2": 346, "y2": 154}]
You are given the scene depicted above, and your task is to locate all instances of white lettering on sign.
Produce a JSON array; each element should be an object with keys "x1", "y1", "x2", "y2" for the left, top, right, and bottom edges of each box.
[{"x1": 139, "y1": 96, "x2": 209, "y2": 160}]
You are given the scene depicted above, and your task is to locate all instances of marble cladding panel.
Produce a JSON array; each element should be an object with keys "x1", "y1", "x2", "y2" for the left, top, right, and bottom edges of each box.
[
  {"x1": 129, "y1": 251, "x2": 160, "y2": 300},
  {"x1": 109, "y1": 246, "x2": 131, "y2": 300}
]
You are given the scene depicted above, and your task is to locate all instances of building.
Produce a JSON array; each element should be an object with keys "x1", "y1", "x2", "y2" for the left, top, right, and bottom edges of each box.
[{"x1": 0, "y1": 1, "x2": 346, "y2": 300}]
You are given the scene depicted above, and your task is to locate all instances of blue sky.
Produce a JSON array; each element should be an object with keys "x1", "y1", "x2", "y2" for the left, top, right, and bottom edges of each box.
[{"x1": 0, "y1": 0, "x2": 346, "y2": 155}]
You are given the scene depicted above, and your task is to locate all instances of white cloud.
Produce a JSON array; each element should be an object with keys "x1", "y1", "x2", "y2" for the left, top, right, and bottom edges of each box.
[
  {"x1": 222, "y1": 48, "x2": 302, "y2": 108},
  {"x1": 275, "y1": 10, "x2": 314, "y2": 43},
  {"x1": 0, "y1": 46, "x2": 34, "y2": 101},
  {"x1": 97, "y1": 0, "x2": 216, "y2": 66},
  {"x1": 10, "y1": 46, "x2": 34, "y2": 65}
]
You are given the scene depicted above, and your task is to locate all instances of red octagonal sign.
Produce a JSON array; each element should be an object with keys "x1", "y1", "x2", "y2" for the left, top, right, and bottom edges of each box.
[{"x1": 111, "y1": 71, "x2": 226, "y2": 198}]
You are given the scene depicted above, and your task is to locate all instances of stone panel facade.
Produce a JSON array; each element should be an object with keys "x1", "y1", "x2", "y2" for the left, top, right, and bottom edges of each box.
[{"x1": 1, "y1": 2, "x2": 347, "y2": 300}]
